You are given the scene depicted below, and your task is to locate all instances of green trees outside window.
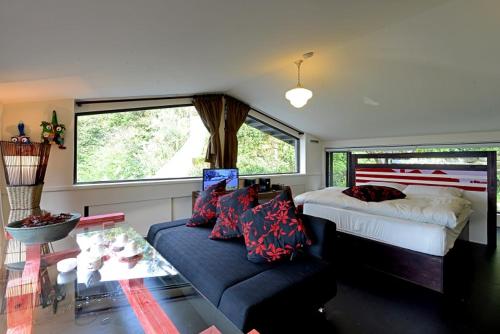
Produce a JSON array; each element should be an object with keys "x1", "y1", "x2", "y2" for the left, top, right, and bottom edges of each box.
[
  {"x1": 236, "y1": 121, "x2": 298, "y2": 175},
  {"x1": 76, "y1": 106, "x2": 298, "y2": 183}
]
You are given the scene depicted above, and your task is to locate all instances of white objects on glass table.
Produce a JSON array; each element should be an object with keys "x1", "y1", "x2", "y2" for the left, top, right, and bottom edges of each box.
[
  {"x1": 112, "y1": 233, "x2": 128, "y2": 251},
  {"x1": 57, "y1": 257, "x2": 77, "y2": 273},
  {"x1": 79, "y1": 252, "x2": 103, "y2": 271},
  {"x1": 91, "y1": 244, "x2": 106, "y2": 257},
  {"x1": 119, "y1": 240, "x2": 142, "y2": 259},
  {"x1": 57, "y1": 270, "x2": 77, "y2": 284},
  {"x1": 76, "y1": 235, "x2": 91, "y2": 252},
  {"x1": 84, "y1": 269, "x2": 102, "y2": 287},
  {"x1": 90, "y1": 233, "x2": 104, "y2": 246}
]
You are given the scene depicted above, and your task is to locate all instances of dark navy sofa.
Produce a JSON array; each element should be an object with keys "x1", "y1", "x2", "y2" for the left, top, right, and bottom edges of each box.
[{"x1": 146, "y1": 214, "x2": 336, "y2": 332}]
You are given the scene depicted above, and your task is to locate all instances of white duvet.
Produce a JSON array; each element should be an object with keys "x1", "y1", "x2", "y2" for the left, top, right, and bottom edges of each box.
[{"x1": 294, "y1": 187, "x2": 472, "y2": 229}]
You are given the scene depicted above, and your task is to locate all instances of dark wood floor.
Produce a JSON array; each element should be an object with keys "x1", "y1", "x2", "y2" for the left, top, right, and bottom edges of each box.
[{"x1": 315, "y1": 229, "x2": 500, "y2": 334}]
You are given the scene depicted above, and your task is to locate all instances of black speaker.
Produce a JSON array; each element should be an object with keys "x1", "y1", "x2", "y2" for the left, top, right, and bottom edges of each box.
[
  {"x1": 271, "y1": 184, "x2": 284, "y2": 191},
  {"x1": 259, "y1": 178, "x2": 271, "y2": 192},
  {"x1": 244, "y1": 179, "x2": 257, "y2": 187}
]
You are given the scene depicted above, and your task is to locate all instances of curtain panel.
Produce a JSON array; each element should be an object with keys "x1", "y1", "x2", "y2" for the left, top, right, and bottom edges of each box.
[
  {"x1": 223, "y1": 96, "x2": 250, "y2": 168},
  {"x1": 193, "y1": 94, "x2": 224, "y2": 168}
]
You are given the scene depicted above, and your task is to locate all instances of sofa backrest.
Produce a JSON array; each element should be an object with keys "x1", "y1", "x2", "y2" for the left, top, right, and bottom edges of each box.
[{"x1": 300, "y1": 214, "x2": 336, "y2": 262}]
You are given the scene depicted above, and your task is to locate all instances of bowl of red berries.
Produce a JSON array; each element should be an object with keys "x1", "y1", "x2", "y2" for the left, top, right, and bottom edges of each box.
[{"x1": 6, "y1": 212, "x2": 81, "y2": 244}]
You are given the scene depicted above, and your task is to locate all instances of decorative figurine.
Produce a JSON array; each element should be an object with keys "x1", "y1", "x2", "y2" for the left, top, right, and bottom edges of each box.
[
  {"x1": 11, "y1": 121, "x2": 31, "y2": 144},
  {"x1": 41, "y1": 110, "x2": 66, "y2": 149}
]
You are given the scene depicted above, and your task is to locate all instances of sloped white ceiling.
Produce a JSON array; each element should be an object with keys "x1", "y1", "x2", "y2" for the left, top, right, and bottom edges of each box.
[{"x1": 1, "y1": 0, "x2": 499, "y2": 140}]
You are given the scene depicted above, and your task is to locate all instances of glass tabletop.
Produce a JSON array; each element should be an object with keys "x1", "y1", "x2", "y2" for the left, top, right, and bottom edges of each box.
[{"x1": 0, "y1": 218, "x2": 242, "y2": 334}]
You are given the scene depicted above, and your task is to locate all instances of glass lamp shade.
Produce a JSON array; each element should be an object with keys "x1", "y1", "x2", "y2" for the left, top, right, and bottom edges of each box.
[{"x1": 285, "y1": 86, "x2": 313, "y2": 108}]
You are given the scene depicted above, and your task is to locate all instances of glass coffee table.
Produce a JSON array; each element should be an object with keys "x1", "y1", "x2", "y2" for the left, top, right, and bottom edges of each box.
[{"x1": 0, "y1": 214, "x2": 242, "y2": 334}]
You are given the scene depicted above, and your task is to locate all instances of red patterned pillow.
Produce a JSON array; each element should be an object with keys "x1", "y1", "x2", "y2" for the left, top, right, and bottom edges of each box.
[
  {"x1": 210, "y1": 184, "x2": 259, "y2": 240},
  {"x1": 187, "y1": 180, "x2": 227, "y2": 227},
  {"x1": 342, "y1": 185, "x2": 406, "y2": 202},
  {"x1": 240, "y1": 188, "x2": 311, "y2": 263}
]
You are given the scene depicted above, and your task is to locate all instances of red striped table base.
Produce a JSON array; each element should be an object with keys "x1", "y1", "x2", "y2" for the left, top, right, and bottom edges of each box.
[
  {"x1": 78, "y1": 212, "x2": 126, "y2": 228},
  {"x1": 119, "y1": 278, "x2": 181, "y2": 334},
  {"x1": 199, "y1": 326, "x2": 222, "y2": 334},
  {"x1": 6, "y1": 244, "x2": 41, "y2": 334},
  {"x1": 41, "y1": 248, "x2": 80, "y2": 267}
]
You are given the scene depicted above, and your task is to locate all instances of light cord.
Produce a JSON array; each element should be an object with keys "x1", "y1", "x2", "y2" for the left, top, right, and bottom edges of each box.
[{"x1": 295, "y1": 60, "x2": 303, "y2": 86}]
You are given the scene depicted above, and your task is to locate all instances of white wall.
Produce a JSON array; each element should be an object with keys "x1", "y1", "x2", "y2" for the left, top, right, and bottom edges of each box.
[
  {"x1": 0, "y1": 99, "x2": 322, "y2": 235},
  {"x1": 301, "y1": 134, "x2": 323, "y2": 189},
  {"x1": 323, "y1": 131, "x2": 500, "y2": 149}
]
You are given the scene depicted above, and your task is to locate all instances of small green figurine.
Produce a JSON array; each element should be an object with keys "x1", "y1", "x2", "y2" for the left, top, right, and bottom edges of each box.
[{"x1": 41, "y1": 110, "x2": 66, "y2": 149}]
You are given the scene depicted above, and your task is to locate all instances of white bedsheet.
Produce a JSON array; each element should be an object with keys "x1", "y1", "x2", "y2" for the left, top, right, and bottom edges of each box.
[
  {"x1": 295, "y1": 187, "x2": 471, "y2": 229},
  {"x1": 303, "y1": 203, "x2": 471, "y2": 256}
]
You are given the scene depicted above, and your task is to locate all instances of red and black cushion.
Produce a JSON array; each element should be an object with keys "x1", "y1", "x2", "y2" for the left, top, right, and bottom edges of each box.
[
  {"x1": 342, "y1": 185, "x2": 406, "y2": 202},
  {"x1": 240, "y1": 188, "x2": 310, "y2": 263},
  {"x1": 210, "y1": 184, "x2": 259, "y2": 240},
  {"x1": 187, "y1": 180, "x2": 227, "y2": 227}
]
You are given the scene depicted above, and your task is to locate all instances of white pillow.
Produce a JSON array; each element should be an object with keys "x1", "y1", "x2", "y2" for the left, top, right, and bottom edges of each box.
[
  {"x1": 403, "y1": 185, "x2": 464, "y2": 198},
  {"x1": 360, "y1": 182, "x2": 407, "y2": 192}
]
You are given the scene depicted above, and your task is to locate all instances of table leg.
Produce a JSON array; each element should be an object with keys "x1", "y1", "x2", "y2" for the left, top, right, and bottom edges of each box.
[
  {"x1": 119, "y1": 278, "x2": 181, "y2": 334},
  {"x1": 6, "y1": 244, "x2": 41, "y2": 334}
]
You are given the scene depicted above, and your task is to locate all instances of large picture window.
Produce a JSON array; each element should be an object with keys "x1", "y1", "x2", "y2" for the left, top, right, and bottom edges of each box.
[
  {"x1": 326, "y1": 146, "x2": 500, "y2": 211},
  {"x1": 75, "y1": 105, "x2": 210, "y2": 183},
  {"x1": 237, "y1": 116, "x2": 299, "y2": 175},
  {"x1": 75, "y1": 105, "x2": 300, "y2": 184}
]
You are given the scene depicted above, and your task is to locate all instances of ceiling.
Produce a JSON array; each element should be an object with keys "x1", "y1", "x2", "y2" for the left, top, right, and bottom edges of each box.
[{"x1": 1, "y1": 0, "x2": 499, "y2": 140}]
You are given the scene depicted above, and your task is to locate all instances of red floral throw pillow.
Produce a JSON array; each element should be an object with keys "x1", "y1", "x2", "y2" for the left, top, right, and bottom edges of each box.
[
  {"x1": 342, "y1": 185, "x2": 406, "y2": 202},
  {"x1": 210, "y1": 184, "x2": 259, "y2": 240},
  {"x1": 240, "y1": 189, "x2": 311, "y2": 263},
  {"x1": 187, "y1": 180, "x2": 227, "y2": 227}
]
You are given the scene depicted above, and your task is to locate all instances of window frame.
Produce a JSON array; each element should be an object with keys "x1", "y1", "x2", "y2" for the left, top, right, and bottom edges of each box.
[
  {"x1": 74, "y1": 103, "x2": 302, "y2": 185},
  {"x1": 325, "y1": 151, "x2": 351, "y2": 187},
  {"x1": 73, "y1": 103, "x2": 204, "y2": 185},
  {"x1": 237, "y1": 114, "x2": 301, "y2": 176}
]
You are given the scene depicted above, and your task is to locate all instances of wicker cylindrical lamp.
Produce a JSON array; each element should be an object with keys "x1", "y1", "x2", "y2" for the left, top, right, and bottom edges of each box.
[
  {"x1": 1, "y1": 141, "x2": 52, "y2": 267},
  {"x1": 0, "y1": 141, "x2": 51, "y2": 223}
]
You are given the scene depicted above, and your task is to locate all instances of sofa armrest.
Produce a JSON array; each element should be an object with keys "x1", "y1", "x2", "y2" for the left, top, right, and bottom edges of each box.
[
  {"x1": 218, "y1": 260, "x2": 336, "y2": 332},
  {"x1": 146, "y1": 219, "x2": 189, "y2": 245},
  {"x1": 301, "y1": 214, "x2": 336, "y2": 262}
]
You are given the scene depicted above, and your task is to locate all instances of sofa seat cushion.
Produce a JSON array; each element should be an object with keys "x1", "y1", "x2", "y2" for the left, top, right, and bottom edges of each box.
[
  {"x1": 218, "y1": 258, "x2": 336, "y2": 331},
  {"x1": 147, "y1": 219, "x2": 276, "y2": 306}
]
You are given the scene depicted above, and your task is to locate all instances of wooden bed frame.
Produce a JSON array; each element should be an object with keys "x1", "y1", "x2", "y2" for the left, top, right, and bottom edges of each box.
[{"x1": 334, "y1": 151, "x2": 498, "y2": 293}]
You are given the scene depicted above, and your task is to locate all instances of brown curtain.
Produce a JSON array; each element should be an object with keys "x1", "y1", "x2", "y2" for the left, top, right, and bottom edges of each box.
[
  {"x1": 223, "y1": 96, "x2": 250, "y2": 168},
  {"x1": 193, "y1": 94, "x2": 224, "y2": 168}
]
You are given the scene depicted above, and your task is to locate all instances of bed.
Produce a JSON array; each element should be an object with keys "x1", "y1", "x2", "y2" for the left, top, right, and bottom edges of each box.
[{"x1": 297, "y1": 151, "x2": 497, "y2": 292}]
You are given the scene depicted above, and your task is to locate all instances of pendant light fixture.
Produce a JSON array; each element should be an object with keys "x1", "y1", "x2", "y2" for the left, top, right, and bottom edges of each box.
[{"x1": 285, "y1": 52, "x2": 313, "y2": 108}]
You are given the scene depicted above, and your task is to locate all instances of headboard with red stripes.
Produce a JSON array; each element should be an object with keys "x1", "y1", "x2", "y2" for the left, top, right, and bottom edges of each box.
[
  {"x1": 355, "y1": 168, "x2": 487, "y2": 192},
  {"x1": 349, "y1": 152, "x2": 497, "y2": 247}
]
